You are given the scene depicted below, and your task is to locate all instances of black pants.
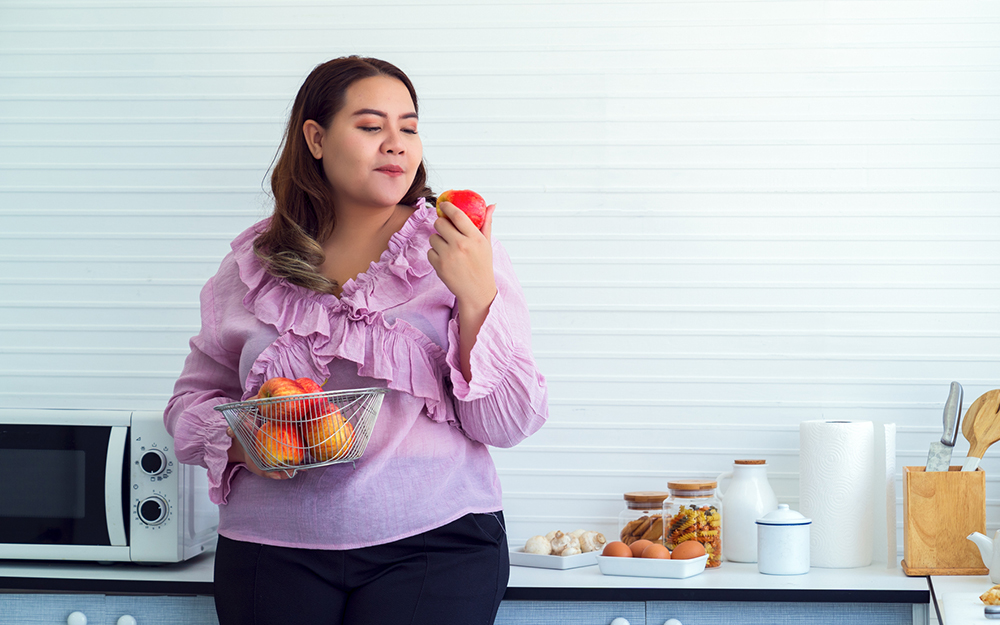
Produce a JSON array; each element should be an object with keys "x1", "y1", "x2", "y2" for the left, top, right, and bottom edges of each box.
[{"x1": 214, "y1": 511, "x2": 509, "y2": 625}]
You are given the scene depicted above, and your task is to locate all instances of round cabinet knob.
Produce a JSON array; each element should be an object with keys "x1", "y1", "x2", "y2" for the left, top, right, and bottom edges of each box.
[
  {"x1": 610, "y1": 619, "x2": 631, "y2": 625},
  {"x1": 664, "y1": 620, "x2": 684, "y2": 625},
  {"x1": 138, "y1": 495, "x2": 169, "y2": 525},
  {"x1": 140, "y1": 449, "x2": 167, "y2": 475},
  {"x1": 67, "y1": 612, "x2": 88, "y2": 625},
  {"x1": 117, "y1": 616, "x2": 138, "y2": 625}
]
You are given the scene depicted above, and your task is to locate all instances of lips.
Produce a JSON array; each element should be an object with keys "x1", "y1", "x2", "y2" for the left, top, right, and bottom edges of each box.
[{"x1": 375, "y1": 165, "x2": 404, "y2": 175}]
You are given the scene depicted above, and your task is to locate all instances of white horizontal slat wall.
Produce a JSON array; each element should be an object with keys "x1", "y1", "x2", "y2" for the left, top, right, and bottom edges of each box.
[{"x1": 2, "y1": 1, "x2": 999, "y2": 561}]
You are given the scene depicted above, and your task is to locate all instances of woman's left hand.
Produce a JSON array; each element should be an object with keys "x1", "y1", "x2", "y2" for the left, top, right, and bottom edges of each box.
[{"x1": 428, "y1": 201, "x2": 498, "y2": 311}]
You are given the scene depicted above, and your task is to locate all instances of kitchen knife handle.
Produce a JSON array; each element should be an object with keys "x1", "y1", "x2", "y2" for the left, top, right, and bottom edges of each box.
[{"x1": 942, "y1": 381, "x2": 963, "y2": 445}]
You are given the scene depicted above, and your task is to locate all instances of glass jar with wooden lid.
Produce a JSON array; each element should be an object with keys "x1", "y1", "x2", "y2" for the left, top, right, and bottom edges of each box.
[
  {"x1": 663, "y1": 479, "x2": 722, "y2": 567},
  {"x1": 618, "y1": 491, "x2": 669, "y2": 546}
]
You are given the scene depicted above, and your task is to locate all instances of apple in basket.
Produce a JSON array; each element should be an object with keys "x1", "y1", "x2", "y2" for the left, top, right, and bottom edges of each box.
[
  {"x1": 255, "y1": 376, "x2": 329, "y2": 421},
  {"x1": 303, "y1": 405, "x2": 355, "y2": 463},
  {"x1": 437, "y1": 189, "x2": 488, "y2": 230},
  {"x1": 295, "y1": 377, "x2": 334, "y2": 416},
  {"x1": 254, "y1": 421, "x2": 305, "y2": 467}
]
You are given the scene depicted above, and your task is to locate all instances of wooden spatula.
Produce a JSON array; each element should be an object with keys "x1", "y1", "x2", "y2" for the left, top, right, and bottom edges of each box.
[{"x1": 961, "y1": 389, "x2": 1000, "y2": 471}]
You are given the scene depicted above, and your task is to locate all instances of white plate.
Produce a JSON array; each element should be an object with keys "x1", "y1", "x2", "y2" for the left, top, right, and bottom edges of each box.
[
  {"x1": 596, "y1": 554, "x2": 709, "y2": 579},
  {"x1": 509, "y1": 548, "x2": 599, "y2": 570}
]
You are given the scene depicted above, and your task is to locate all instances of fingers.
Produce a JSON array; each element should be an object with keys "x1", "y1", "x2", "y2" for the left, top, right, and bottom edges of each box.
[
  {"x1": 226, "y1": 426, "x2": 293, "y2": 480},
  {"x1": 435, "y1": 200, "x2": 481, "y2": 237},
  {"x1": 481, "y1": 204, "x2": 496, "y2": 240}
]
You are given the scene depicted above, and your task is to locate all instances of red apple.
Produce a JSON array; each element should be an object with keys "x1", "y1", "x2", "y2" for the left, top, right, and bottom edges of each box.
[
  {"x1": 437, "y1": 189, "x2": 488, "y2": 230},
  {"x1": 294, "y1": 377, "x2": 333, "y2": 417},
  {"x1": 253, "y1": 421, "x2": 305, "y2": 467},
  {"x1": 256, "y1": 377, "x2": 306, "y2": 421},
  {"x1": 303, "y1": 406, "x2": 355, "y2": 462}
]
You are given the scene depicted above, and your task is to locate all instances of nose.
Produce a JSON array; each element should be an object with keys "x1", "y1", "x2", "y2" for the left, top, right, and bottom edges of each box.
[{"x1": 383, "y1": 128, "x2": 404, "y2": 155}]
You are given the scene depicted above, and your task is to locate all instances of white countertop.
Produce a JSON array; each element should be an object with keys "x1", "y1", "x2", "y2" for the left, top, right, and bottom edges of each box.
[
  {"x1": 930, "y1": 575, "x2": 1000, "y2": 625},
  {"x1": 510, "y1": 559, "x2": 927, "y2": 593},
  {"x1": 0, "y1": 552, "x2": 216, "y2": 592},
  {"x1": 0, "y1": 549, "x2": 929, "y2": 605}
]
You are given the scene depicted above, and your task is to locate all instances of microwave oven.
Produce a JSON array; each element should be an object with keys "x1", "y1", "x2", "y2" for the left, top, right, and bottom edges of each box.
[{"x1": 0, "y1": 409, "x2": 218, "y2": 563}]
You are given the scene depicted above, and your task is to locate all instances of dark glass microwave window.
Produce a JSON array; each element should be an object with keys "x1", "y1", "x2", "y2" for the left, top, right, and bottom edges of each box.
[
  {"x1": 0, "y1": 424, "x2": 115, "y2": 546},
  {"x1": 0, "y1": 449, "x2": 86, "y2": 518}
]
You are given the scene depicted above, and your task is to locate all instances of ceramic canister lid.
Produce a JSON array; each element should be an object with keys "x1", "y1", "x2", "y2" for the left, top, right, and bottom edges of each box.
[{"x1": 756, "y1": 504, "x2": 811, "y2": 526}]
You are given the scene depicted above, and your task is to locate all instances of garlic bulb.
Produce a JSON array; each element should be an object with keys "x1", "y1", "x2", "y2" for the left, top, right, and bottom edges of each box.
[
  {"x1": 548, "y1": 531, "x2": 570, "y2": 554},
  {"x1": 550, "y1": 533, "x2": 582, "y2": 556},
  {"x1": 528, "y1": 528, "x2": 607, "y2": 556},
  {"x1": 579, "y1": 531, "x2": 607, "y2": 553},
  {"x1": 524, "y1": 535, "x2": 552, "y2": 555}
]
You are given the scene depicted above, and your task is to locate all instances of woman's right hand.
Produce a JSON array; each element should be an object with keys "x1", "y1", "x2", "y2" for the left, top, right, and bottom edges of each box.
[{"x1": 226, "y1": 427, "x2": 295, "y2": 480}]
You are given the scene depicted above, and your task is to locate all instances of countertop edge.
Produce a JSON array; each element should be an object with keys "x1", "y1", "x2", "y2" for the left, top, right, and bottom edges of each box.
[
  {"x1": 0, "y1": 576, "x2": 930, "y2": 605},
  {"x1": 503, "y1": 586, "x2": 930, "y2": 603}
]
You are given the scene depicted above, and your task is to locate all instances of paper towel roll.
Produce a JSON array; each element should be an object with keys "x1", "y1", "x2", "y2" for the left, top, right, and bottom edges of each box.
[{"x1": 799, "y1": 420, "x2": 874, "y2": 568}]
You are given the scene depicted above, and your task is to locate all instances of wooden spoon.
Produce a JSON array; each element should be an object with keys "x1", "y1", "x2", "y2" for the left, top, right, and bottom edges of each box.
[{"x1": 961, "y1": 390, "x2": 1000, "y2": 471}]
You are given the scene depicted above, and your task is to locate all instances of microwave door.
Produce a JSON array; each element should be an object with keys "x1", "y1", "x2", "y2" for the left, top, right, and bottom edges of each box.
[
  {"x1": 105, "y1": 426, "x2": 127, "y2": 547},
  {"x1": 0, "y1": 421, "x2": 130, "y2": 562}
]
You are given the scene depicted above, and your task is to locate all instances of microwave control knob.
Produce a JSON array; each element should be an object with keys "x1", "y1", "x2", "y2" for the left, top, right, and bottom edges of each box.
[
  {"x1": 140, "y1": 449, "x2": 167, "y2": 475},
  {"x1": 138, "y1": 495, "x2": 169, "y2": 525}
]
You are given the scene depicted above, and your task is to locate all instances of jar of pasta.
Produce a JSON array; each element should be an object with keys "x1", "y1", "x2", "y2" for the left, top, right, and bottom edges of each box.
[
  {"x1": 618, "y1": 491, "x2": 669, "y2": 546},
  {"x1": 663, "y1": 479, "x2": 722, "y2": 568}
]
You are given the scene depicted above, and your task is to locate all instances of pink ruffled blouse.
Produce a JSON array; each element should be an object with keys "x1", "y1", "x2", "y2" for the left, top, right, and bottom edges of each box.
[{"x1": 164, "y1": 199, "x2": 548, "y2": 549}]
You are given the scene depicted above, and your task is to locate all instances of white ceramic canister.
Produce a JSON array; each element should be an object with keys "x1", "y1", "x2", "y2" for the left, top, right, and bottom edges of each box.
[
  {"x1": 756, "y1": 504, "x2": 811, "y2": 575},
  {"x1": 717, "y1": 459, "x2": 779, "y2": 563}
]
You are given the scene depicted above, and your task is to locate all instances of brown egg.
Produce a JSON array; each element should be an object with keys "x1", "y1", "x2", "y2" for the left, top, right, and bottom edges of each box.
[
  {"x1": 641, "y1": 543, "x2": 671, "y2": 559},
  {"x1": 602, "y1": 541, "x2": 633, "y2": 557},
  {"x1": 671, "y1": 540, "x2": 707, "y2": 560},
  {"x1": 628, "y1": 539, "x2": 653, "y2": 558}
]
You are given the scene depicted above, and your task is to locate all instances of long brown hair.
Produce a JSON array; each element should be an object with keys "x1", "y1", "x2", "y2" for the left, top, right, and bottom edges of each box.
[{"x1": 253, "y1": 56, "x2": 433, "y2": 293}]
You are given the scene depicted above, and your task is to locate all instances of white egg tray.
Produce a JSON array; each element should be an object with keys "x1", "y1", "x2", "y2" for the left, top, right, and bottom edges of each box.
[
  {"x1": 508, "y1": 548, "x2": 599, "y2": 570},
  {"x1": 596, "y1": 554, "x2": 709, "y2": 579}
]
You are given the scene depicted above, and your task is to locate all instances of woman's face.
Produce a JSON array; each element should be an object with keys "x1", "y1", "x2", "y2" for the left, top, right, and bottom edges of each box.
[{"x1": 305, "y1": 75, "x2": 423, "y2": 211}]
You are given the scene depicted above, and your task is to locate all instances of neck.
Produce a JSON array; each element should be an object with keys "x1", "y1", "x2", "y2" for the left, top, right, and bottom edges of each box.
[{"x1": 325, "y1": 199, "x2": 408, "y2": 246}]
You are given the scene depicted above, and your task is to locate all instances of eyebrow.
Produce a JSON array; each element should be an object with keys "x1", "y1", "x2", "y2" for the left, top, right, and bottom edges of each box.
[{"x1": 351, "y1": 108, "x2": 418, "y2": 120}]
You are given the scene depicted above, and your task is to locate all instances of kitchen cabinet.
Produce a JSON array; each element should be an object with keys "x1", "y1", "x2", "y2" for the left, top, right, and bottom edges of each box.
[
  {"x1": 0, "y1": 554, "x2": 932, "y2": 625},
  {"x1": 496, "y1": 600, "x2": 644, "y2": 625},
  {"x1": 105, "y1": 595, "x2": 218, "y2": 625},
  {"x1": 0, "y1": 595, "x2": 927, "y2": 625},
  {"x1": 0, "y1": 594, "x2": 218, "y2": 625},
  {"x1": 497, "y1": 600, "x2": 921, "y2": 625},
  {"x1": 645, "y1": 600, "x2": 916, "y2": 625},
  {"x1": 0, "y1": 594, "x2": 105, "y2": 625}
]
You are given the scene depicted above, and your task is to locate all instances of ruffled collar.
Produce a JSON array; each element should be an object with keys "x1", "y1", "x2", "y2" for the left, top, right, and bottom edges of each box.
[
  {"x1": 232, "y1": 197, "x2": 437, "y2": 322},
  {"x1": 232, "y1": 197, "x2": 456, "y2": 426}
]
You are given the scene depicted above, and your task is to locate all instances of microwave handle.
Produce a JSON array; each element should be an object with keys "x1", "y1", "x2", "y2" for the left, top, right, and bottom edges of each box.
[{"x1": 105, "y1": 426, "x2": 128, "y2": 547}]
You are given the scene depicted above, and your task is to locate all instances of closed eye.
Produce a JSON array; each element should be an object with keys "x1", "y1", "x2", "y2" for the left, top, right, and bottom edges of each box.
[{"x1": 360, "y1": 126, "x2": 381, "y2": 132}]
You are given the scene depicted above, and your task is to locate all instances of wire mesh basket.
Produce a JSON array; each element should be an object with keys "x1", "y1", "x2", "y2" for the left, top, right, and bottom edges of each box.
[{"x1": 215, "y1": 387, "x2": 388, "y2": 476}]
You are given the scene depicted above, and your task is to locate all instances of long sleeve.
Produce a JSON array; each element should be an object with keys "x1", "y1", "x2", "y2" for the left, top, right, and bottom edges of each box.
[
  {"x1": 444, "y1": 240, "x2": 548, "y2": 448},
  {"x1": 163, "y1": 264, "x2": 245, "y2": 505}
]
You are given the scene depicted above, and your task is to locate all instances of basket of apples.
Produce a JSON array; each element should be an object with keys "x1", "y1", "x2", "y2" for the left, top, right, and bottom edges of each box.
[{"x1": 214, "y1": 377, "x2": 388, "y2": 476}]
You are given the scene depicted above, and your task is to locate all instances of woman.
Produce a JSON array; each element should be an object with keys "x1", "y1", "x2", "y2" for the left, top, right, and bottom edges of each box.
[{"x1": 164, "y1": 56, "x2": 548, "y2": 625}]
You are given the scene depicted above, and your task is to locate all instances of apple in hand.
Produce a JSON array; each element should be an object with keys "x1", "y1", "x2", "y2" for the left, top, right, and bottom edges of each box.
[
  {"x1": 303, "y1": 406, "x2": 355, "y2": 462},
  {"x1": 437, "y1": 189, "x2": 488, "y2": 230},
  {"x1": 254, "y1": 421, "x2": 305, "y2": 467}
]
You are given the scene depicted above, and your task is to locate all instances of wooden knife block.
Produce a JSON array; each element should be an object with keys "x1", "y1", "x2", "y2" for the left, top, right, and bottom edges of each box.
[{"x1": 901, "y1": 465, "x2": 988, "y2": 576}]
